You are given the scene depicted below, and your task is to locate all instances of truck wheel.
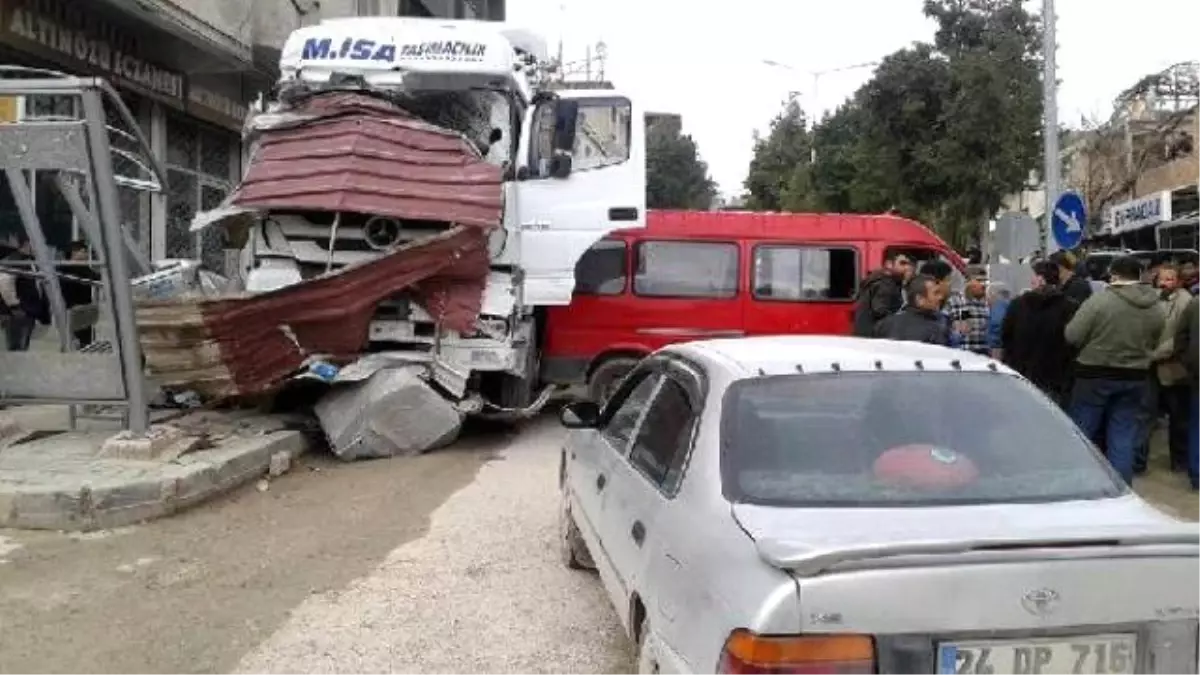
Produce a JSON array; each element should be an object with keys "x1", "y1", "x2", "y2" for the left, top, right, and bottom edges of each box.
[
  {"x1": 587, "y1": 357, "x2": 639, "y2": 405},
  {"x1": 559, "y1": 490, "x2": 595, "y2": 570},
  {"x1": 497, "y1": 347, "x2": 541, "y2": 410}
]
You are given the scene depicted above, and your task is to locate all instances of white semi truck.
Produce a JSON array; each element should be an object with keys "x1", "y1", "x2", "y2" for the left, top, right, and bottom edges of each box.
[{"x1": 210, "y1": 17, "x2": 645, "y2": 413}]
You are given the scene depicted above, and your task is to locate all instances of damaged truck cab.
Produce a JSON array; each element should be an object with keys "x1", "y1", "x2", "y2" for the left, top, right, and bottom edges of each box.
[{"x1": 223, "y1": 17, "x2": 646, "y2": 413}]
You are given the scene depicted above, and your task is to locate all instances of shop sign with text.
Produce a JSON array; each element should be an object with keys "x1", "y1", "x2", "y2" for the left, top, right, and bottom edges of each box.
[
  {"x1": 1108, "y1": 191, "x2": 1172, "y2": 236},
  {"x1": 0, "y1": 0, "x2": 184, "y2": 102}
]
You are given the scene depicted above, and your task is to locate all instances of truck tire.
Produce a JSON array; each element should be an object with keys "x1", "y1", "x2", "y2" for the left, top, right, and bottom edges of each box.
[
  {"x1": 587, "y1": 356, "x2": 639, "y2": 404},
  {"x1": 496, "y1": 346, "x2": 541, "y2": 411}
]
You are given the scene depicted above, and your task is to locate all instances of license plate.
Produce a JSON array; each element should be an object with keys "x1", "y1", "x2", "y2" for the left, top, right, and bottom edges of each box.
[{"x1": 937, "y1": 634, "x2": 1137, "y2": 674}]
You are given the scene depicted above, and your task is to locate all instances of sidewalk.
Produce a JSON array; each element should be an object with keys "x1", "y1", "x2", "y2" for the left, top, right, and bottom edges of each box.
[{"x1": 0, "y1": 406, "x2": 312, "y2": 531}]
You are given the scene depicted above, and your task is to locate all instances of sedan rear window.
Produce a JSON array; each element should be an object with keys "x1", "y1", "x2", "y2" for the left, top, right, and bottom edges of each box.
[{"x1": 720, "y1": 373, "x2": 1125, "y2": 507}]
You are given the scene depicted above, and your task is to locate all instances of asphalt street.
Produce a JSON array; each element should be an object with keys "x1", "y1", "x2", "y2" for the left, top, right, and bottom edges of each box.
[{"x1": 0, "y1": 416, "x2": 631, "y2": 674}]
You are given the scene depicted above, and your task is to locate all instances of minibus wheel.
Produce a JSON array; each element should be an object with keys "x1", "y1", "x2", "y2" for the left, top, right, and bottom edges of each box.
[{"x1": 587, "y1": 356, "x2": 640, "y2": 404}]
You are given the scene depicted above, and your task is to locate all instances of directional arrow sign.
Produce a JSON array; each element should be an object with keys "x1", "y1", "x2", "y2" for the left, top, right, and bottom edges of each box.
[{"x1": 1050, "y1": 190, "x2": 1087, "y2": 251}]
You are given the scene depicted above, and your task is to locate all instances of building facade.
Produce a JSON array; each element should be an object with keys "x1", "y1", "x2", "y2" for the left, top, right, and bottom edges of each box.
[{"x1": 0, "y1": 0, "x2": 318, "y2": 272}]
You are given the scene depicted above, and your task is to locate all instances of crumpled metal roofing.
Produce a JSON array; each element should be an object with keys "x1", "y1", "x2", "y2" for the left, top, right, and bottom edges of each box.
[
  {"x1": 230, "y1": 93, "x2": 504, "y2": 227},
  {"x1": 137, "y1": 93, "x2": 504, "y2": 400}
]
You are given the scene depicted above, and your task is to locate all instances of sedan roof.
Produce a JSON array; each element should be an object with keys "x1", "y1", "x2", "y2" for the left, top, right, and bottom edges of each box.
[{"x1": 671, "y1": 336, "x2": 1013, "y2": 378}]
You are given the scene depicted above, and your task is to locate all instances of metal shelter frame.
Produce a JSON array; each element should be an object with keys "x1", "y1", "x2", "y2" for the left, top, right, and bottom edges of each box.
[{"x1": 0, "y1": 67, "x2": 167, "y2": 433}]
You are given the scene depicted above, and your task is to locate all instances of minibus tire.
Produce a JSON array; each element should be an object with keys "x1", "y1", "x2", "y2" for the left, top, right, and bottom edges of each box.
[{"x1": 587, "y1": 357, "x2": 639, "y2": 404}]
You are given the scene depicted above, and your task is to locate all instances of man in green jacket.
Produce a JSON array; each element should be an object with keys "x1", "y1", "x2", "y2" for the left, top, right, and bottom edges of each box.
[{"x1": 1065, "y1": 255, "x2": 1166, "y2": 484}]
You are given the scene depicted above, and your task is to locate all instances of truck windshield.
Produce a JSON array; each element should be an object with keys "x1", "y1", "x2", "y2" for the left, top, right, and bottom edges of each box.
[
  {"x1": 399, "y1": 89, "x2": 515, "y2": 166},
  {"x1": 720, "y1": 372, "x2": 1125, "y2": 508}
]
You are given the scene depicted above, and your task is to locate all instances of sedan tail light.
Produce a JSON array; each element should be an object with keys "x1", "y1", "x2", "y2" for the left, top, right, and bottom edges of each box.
[{"x1": 717, "y1": 629, "x2": 876, "y2": 674}]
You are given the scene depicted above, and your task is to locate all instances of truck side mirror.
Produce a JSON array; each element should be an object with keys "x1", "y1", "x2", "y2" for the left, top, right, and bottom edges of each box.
[
  {"x1": 552, "y1": 99, "x2": 579, "y2": 153},
  {"x1": 549, "y1": 153, "x2": 573, "y2": 179}
]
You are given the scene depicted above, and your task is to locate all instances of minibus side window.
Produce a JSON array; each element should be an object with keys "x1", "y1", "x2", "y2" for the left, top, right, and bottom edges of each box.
[
  {"x1": 573, "y1": 239, "x2": 628, "y2": 295},
  {"x1": 752, "y1": 245, "x2": 858, "y2": 301},
  {"x1": 634, "y1": 241, "x2": 739, "y2": 299}
]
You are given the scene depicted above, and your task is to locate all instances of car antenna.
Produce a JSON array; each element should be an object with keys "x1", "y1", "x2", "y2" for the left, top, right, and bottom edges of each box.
[
  {"x1": 987, "y1": 362, "x2": 998, "y2": 372},
  {"x1": 950, "y1": 359, "x2": 962, "y2": 370},
  {"x1": 914, "y1": 360, "x2": 925, "y2": 371},
  {"x1": 874, "y1": 360, "x2": 883, "y2": 370},
  {"x1": 794, "y1": 364, "x2": 804, "y2": 373},
  {"x1": 830, "y1": 362, "x2": 841, "y2": 373}
]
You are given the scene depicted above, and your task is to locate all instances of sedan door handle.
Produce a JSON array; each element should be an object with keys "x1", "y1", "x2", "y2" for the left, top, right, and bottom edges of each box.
[
  {"x1": 596, "y1": 474, "x2": 606, "y2": 492},
  {"x1": 631, "y1": 520, "x2": 645, "y2": 547},
  {"x1": 608, "y1": 206, "x2": 639, "y2": 222}
]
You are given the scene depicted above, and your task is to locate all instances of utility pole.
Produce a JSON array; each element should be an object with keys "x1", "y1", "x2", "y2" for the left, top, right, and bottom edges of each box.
[{"x1": 1042, "y1": 0, "x2": 1060, "y2": 254}]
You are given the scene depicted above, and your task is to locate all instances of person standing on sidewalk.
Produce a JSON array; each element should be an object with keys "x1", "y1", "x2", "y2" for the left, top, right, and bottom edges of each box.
[
  {"x1": 999, "y1": 261, "x2": 1077, "y2": 407},
  {"x1": 946, "y1": 269, "x2": 991, "y2": 355},
  {"x1": 1065, "y1": 255, "x2": 1165, "y2": 484},
  {"x1": 1146, "y1": 264, "x2": 1193, "y2": 474},
  {"x1": 1172, "y1": 294, "x2": 1199, "y2": 490},
  {"x1": 852, "y1": 252, "x2": 913, "y2": 337},
  {"x1": 1051, "y1": 250, "x2": 1093, "y2": 307}
]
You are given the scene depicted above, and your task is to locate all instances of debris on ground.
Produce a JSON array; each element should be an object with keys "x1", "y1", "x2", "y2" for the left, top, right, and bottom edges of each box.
[{"x1": 315, "y1": 366, "x2": 464, "y2": 460}]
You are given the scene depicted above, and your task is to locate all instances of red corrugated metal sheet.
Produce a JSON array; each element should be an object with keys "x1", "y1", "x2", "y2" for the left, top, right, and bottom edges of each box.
[
  {"x1": 135, "y1": 94, "x2": 507, "y2": 400},
  {"x1": 230, "y1": 93, "x2": 503, "y2": 228},
  {"x1": 137, "y1": 227, "x2": 490, "y2": 400}
]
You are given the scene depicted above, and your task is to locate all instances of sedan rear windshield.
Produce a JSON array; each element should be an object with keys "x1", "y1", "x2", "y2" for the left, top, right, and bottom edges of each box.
[{"x1": 720, "y1": 372, "x2": 1125, "y2": 507}]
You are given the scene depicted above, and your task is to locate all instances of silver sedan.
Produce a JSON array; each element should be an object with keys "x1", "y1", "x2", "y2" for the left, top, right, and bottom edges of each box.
[{"x1": 557, "y1": 336, "x2": 1199, "y2": 674}]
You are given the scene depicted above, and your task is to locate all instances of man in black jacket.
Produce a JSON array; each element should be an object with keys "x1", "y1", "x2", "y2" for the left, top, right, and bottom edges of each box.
[
  {"x1": 852, "y1": 251, "x2": 913, "y2": 337},
  {"x1": 1050, "y1": 250, "x2": 1093, "y2": 306},
  {"x1": 875, "y1": 274, "x2": 950, "y2": 345},
  {"x1": 1175, "y1": 295, "x2": 1198, "y2": 490},
  {"x1": 1, "y1": 239, "x2": 48, "y2": 351},
  {"x1": 999, "y1": 261, "x2": 1077, "y2": 407}
]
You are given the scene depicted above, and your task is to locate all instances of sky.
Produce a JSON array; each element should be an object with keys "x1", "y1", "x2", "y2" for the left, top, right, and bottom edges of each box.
[{"x1": 506, "y1": 0, "x2": 1200, "y2": 197}]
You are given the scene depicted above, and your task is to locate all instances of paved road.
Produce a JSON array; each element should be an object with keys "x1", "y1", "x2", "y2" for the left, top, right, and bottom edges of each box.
[{"x1": 0, "y1": 416, "x2": 631, "y2": 673}]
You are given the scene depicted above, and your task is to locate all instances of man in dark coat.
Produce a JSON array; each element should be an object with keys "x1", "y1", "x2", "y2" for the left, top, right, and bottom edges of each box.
[
  {"x1": 999, "y1": 261, "x2": 1077, "y2": 407},
  {"x1": 875, "y1": 274, "x2": 950, "y2": 346},
  {"x1": 1050, "y1": 250, "x2": 1093, "y2": 307},
  {"x1": 1174, "y1": 295, "x2": 1199, "y2": 490},
  {"x1": 852, "y1": 251, "x2": 913, "y2": 337}
]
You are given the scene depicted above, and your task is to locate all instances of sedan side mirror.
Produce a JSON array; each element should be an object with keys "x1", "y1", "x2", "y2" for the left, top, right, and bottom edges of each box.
[{"x1": 560, "y1": 400, "x2": 600, "y2": 429}]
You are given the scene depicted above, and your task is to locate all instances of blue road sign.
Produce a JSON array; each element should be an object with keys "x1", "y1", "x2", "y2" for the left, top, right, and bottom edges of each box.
[{"x1": 1050, "y1": 190, "x2": 1087, "y2": 250}]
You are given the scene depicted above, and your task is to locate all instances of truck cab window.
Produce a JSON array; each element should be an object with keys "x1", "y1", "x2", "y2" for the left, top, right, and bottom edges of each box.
[{"x1": 528, "y1": 98, "x2": 632, "y2": 178}]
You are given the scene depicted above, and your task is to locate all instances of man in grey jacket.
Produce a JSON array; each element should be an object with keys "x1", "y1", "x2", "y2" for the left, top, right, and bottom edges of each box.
[{"x1": 1065, "y1": 255, "x2": 1165, "y2": 484}]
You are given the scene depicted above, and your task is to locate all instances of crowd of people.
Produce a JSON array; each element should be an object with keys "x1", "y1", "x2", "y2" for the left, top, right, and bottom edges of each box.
[{"x1": 853, "y1": 249, "x2": 1200, "y2": 491}]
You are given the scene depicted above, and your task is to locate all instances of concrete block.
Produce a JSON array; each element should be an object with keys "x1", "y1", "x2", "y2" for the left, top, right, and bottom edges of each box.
[
  {"x1": 99, "y1": 425, "x2": 195, "y2": 461},
  {"x1": 268, "y1": 450, "x2": 291, "y2": 477},
  {"x1": 315, "y1": 367, "x2": 463, "y2": 461}
]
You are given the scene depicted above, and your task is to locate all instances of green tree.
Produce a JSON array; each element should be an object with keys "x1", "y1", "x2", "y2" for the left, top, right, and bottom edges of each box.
[
  {"x1": 743, "y1": 98, "x2": 814, "y2": 212},
  {"x1": 645, "y1": 130, "x2": 718, "y2": 210},
  {"x1": 744, "y1": 0, "x2": 1043, "y2": 249}
]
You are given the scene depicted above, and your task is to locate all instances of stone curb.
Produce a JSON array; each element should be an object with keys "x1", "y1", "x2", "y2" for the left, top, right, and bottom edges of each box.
[{"x1": 0, "y1": 430, "x2": 309, "y2": 531}]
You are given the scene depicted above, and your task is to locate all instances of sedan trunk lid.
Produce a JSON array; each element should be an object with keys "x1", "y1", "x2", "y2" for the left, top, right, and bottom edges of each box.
[{"x1": 733, "y1": 496, "x2": 1199, "y2": 634}]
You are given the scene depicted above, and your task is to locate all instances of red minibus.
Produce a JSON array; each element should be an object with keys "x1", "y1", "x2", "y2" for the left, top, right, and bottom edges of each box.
[{"x1": 539, "y1": 209, "x2": 965, "y2": 401}]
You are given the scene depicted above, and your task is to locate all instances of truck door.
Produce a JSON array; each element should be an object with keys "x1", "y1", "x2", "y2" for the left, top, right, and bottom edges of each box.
[{"x1": 513, "y1": 89, "x2": 646, "y2": 307}]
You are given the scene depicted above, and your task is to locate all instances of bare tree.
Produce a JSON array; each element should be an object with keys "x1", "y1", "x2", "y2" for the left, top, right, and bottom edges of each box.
[{"x1": 1067, "y1": 107, "x2": 1195, "y2": 231}]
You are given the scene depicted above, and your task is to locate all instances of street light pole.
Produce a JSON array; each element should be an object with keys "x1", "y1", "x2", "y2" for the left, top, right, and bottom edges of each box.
[{"x1": 1042, "y1": 0, "x2": 1060, "y2": 254}]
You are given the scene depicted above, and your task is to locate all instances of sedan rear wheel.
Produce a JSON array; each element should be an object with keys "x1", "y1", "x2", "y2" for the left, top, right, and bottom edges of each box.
[{"x1": 558, "y1": 489, "x2": 594, "y2": 570}]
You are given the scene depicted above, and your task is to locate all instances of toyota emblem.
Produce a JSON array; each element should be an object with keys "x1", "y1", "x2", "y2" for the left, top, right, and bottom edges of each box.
[{"x1": 1021, "y1": 588, "x2": 1060, "y2": 616}]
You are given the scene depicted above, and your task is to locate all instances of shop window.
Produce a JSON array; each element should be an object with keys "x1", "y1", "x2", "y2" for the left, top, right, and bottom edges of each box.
[
  {"x1": 574, "y1": 239, "x2": 627, "y2": 295},
  {"x1": 165, "y1": 114, "x2": 236, "y2": 272},
  {"x1": 165, "y1": 169, "x2": 198, "y2": 260},
  {"x1": 752, "y1": 245, "x2": 859, "y2": 301},
  {"x1": 634, "y1": 240, "x2": 739, "y2": 299}
]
